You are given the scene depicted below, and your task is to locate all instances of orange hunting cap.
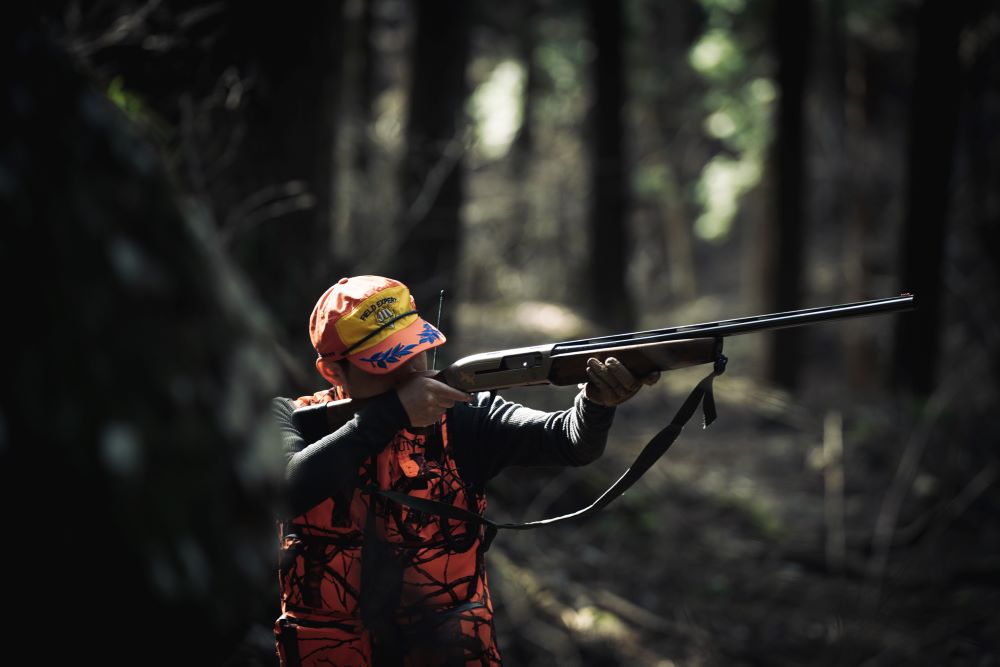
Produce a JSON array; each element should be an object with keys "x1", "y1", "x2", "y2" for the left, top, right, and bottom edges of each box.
[{"x1": 309, "y1": 276, "x2": 445, "y2": 374}]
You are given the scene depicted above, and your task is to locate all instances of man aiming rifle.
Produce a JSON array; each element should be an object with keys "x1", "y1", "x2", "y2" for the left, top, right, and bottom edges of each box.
[{"x1": 272, "y1": 275, "x2": 660, "y2": 667}]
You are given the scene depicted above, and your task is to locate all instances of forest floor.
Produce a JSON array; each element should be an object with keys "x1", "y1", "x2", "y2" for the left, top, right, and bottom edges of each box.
[{"x1": 453, "y1": 300, "x2": 1000, "y2": 667}]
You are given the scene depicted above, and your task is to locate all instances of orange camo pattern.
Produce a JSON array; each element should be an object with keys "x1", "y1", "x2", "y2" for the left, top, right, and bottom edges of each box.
[
  {"x1": 275, "y1": 617, "x2": 370, "y2": 667},
  {"x1": 276, "y1": 389, "x2": 501, "y2": 666}
]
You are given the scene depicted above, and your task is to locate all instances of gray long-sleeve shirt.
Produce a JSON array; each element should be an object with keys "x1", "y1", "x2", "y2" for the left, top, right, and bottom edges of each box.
[{"x1": 274, "y1": 390, "x2": 616, "y2": 518}]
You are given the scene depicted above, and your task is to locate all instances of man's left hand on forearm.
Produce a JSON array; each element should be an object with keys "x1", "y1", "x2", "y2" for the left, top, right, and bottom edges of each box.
[{"x1": 581, "y1": 357, "x2": 660, "y2": 407}]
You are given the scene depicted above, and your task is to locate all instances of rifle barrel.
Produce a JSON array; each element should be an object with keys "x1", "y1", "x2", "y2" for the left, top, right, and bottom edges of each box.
[{"x1": 551, "y1": 294, "x2": 915, "y2": 356}]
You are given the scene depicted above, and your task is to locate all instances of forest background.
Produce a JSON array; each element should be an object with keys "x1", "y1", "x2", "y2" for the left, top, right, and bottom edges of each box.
[{"x1": 3, "y1": 0, "x2": 999, "y2": 665}]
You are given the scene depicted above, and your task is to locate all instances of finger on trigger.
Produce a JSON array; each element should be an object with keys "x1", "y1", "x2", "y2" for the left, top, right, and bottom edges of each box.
[{"x1": 439, "y1": 384, "x2": 474, "y2": 403}]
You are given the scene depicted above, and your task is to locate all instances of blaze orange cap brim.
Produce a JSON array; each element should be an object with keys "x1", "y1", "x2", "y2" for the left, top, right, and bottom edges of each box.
[{"x1": 345, "y1": 316, "x2": 446, "y2": 374}]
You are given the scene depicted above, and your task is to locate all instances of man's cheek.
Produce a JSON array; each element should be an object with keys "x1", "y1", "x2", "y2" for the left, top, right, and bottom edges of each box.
[{"x1": 409, "y1": 353, "x2": 429, "y2": 372}]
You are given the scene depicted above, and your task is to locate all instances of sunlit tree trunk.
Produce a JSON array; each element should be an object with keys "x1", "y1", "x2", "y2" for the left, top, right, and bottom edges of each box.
[
  {"x1": 892, "y1": 0, "x2": 964, "y2": 394},
  {"x1": 395, "y1": 0, "x2": 470, "y2": 333},
  {"x1": 586, "y1": 0, "x2": 632, "y2": 331}
]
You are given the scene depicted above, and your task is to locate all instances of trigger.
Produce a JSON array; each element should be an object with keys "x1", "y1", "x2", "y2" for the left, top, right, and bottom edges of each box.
[{"x1": 469, "y1": 390, "x2": 493, "y2": 410}]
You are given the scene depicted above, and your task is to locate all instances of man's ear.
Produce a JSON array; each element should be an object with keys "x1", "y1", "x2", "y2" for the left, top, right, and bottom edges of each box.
[{"x1": 316, "y1": 357, "x2": 347, "y2": 386}]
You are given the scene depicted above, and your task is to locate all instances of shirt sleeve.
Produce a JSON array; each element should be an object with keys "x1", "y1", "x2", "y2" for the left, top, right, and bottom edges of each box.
[
  {"x1": 447, "y1": 390, "x2": 617, "y2": 486},
  {"x1": 274, "y1": 391, "x2": 409, "y2": 518}
]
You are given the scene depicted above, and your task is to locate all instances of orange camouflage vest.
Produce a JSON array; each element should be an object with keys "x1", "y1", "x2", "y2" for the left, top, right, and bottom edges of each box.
[{"x1": 274, "y1": 389, "x2": 502, "y2": 667}]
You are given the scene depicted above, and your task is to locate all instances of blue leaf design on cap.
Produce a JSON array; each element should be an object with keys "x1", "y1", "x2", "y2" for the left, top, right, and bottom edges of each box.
[
  {"x1": 419, "y1": 323, "x2": 442, "y2": 345},
  {"x1": 360, "y1": 343, "x2": 418, "y2": 369}
]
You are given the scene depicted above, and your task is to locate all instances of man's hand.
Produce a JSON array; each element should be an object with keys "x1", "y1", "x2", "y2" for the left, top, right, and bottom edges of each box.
[
  {"x1": 582, "y1": 357, "x2": 660, "y2": 407},
  {"x1": 396, "y1": 371, "x2": 473, "y2": 427}
]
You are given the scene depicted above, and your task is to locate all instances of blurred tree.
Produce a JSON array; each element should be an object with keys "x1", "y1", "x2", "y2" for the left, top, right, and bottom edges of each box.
[
  {"x1": 49, "y1": 0, "x2": 350, "y2": 380},
  {"x1": 962, "y1": 1, "x2": 1000, "y2": 389},
  {"x1": 835, "y1": 0, "x2": 884, "y2": 392},
  {"x1": 763, "y1": 0, "x2": 810, "y2": 389},
  {"x1": 394, "y1": 0, "x2": 471, "y2": 333},
  {"x1": 629, "y1": 0, "x2": 705, "y2": 304},
  {"x1": 586, "y1": 0, "x2": 633, "y2": 331},
  {"x1": 892, "y1": 0, "x2": 966, "y2": 395},
  {"x1": 2, "y1": 19, "x2": 283, "y2": 665},
  {"x1": 355, "y1": 0, "x2": 378, "y2": 175},
  {"x1": 514, "y1": 0, "x2": 542, "y2": 287},
  {"x1": 332, "y1": 0, "x2": 379, "y2": 267},
  {"x1": 212, "y1": 2, "x2": 348, "y2": 351},
  {"x1": 817, "y1": 0, "x2": 912, "y2": 393},
  {"x1": 512, "y1": 0, "x2": 542, "y2": 171}
]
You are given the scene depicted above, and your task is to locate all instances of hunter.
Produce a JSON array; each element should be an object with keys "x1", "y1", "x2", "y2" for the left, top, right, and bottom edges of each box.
[{"x1": 272, "y1": 275, "x2": 658, "y2": 666}]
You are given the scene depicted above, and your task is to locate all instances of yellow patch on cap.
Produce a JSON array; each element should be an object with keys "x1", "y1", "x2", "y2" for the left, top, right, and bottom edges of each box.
[{"x1": 333, "y1": 284, "x2": 418, "y2": 354}]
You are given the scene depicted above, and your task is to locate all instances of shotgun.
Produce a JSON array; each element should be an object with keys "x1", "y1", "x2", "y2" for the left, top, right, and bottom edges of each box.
[{"x1": 295, "y1": 294, "x2": 915, "y2": 432}]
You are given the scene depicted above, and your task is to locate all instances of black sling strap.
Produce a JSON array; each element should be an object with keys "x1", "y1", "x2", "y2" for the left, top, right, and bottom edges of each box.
[{"x1": 376, "y1": 347, "x2": 729, "y2": 551}]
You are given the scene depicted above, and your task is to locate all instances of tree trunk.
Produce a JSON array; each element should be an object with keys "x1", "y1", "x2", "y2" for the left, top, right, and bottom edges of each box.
[
  {"x1": 3, "y1": 24, "x2": 284, "y2": 663},
  {"x1": 891, "y1": 0, "x2": 964, "y2": 394},
  {"x1": 833, "y1": 0, "x2": 880, "y2": 391},
  {"x1": 504, "y1": 0, "x2": 541, "y2": 286},
  {"x1": 586, "y1": 0, "x2": 632, "y2": 332},
  {"x1": 965, "y1": 4, "x2": 1000, "y2": 389},
  {"x1": 511, "y1": 0, "x2": 540, "y2": 171},
  {"x1": 395, "y1": 0, "x2": 471, "y2": 334},
  {"x1": 218, "y1": 1, "x2": 346, "y2": 354},
  {"x1": 333, "y1": 0, "x2": 376, "y2": 264},
  {"x1": 764, "y1": 0, "x2": 810, "y2": 389},
  {"x1": 651, "y1": 1, "x2": 702, "y2": 303}
]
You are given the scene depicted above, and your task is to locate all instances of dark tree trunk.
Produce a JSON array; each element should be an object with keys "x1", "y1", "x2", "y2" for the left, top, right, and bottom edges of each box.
[
  {"x1": 395, "y1": 0, "x2": 470, "y2": 333},
  {"x1": 891, "y1": 0, "x2": 965, "y2": 394},
  {"x1": 3, "y1": 24, "x2": 283, "y2": 664},
  {"x1": 764, "y1": 0, "x2": 810, "y2": 389},
  {"x1": 357, "y1": 0, "x2": 377, "y2": 174},
  {"x1": 503, "y1": 0, "x2": 542, "y2": 285},
  {"x1": 832, "y1": 0, "x2": 880, "y2": 391},
  {"x1": 512, "y1": 0, "x2": 540, "y2": 171},
  {"x1": 586, "y1": 0, "x2": 632, "y2": 332},
  {"x1": 965, "y1": 4, "x2": 1000, "y2": 389},
  {"x1": 650, "y1": 0, "x2": 702, "y2": 302},
  {"x1": 218, "y1": 1, "x2": 346, "y2": 356},
  {"x1": 332, "y1": 0, "x2": 378, "y2": 264}
]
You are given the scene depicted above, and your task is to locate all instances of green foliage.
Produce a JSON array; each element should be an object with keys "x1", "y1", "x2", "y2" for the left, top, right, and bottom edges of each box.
[
  {"x1": 689, "y1": 0, "x2": 773, "y2": 243},
  {"x1": 533, "y1": 13, "x2": 590, "y2": 127},
  {"x1": 701, "y1": 0, "x2": 748, "y2": 15},
  {"x1": 690, "y1": 29, "x2": 746, "y2": 82},
  {"x1": 106, "y1": 76, "x2": 171, "y2": 145},
  {"x1": 632, "y1": 163, "x2": 681, "y2": 202},
  {"x1": 469, "y1": 59, "x2": 526, "y2": 160}
]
